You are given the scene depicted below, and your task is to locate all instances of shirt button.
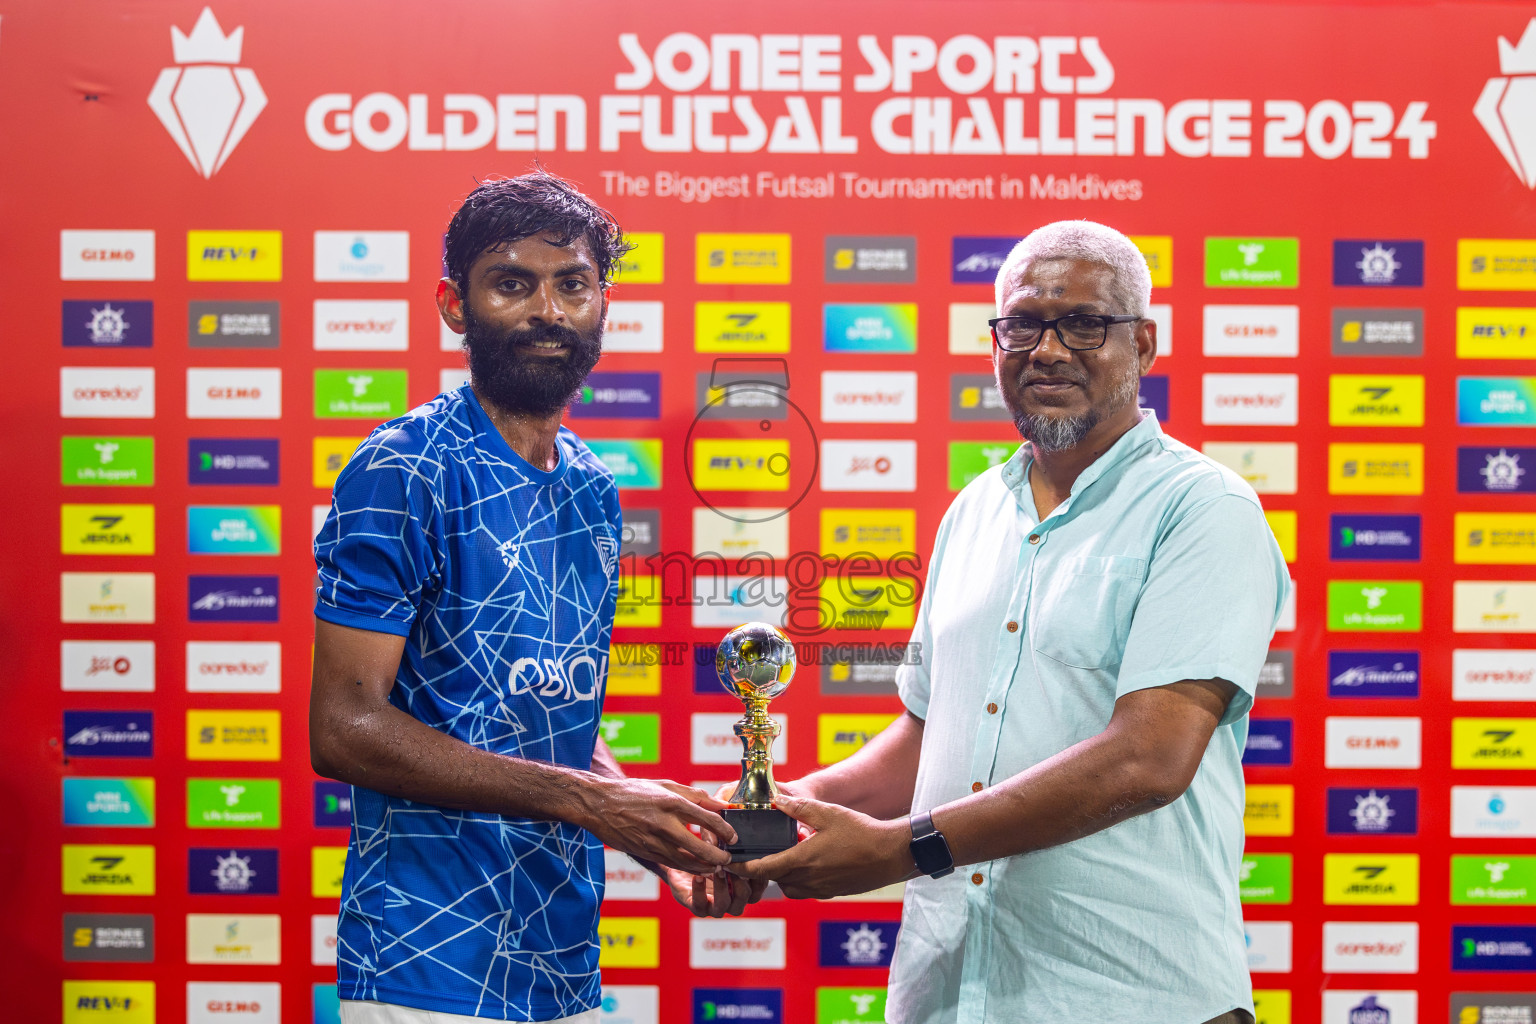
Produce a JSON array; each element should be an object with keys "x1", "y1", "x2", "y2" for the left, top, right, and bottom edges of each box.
[
  {"x1": 1006, "y1": 621, "x2": 1018, "y2": 633},
  {"x1": 971, "y1": 781, "x2": 984, "y2": 793},
  {"x1": 987, "y1": 702, "x2": 998, "y2": 714},
  {"x1": 1028, "y1": 534, "x2": 1040, "y2": 545},
  {"x1": 971, "y1": 873, "x2": 985, "y2": 885}
]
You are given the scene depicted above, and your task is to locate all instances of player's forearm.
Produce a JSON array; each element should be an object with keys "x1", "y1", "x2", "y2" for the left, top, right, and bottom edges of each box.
[
  {"x1": 795, "y1": 710, "x2": 925, "y2": 819},
  {"x1": 311, "y1": 697, "x2": 610, "y2": 829}
]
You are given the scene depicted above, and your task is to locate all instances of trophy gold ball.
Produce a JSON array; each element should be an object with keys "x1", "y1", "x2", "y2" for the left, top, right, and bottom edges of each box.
[{"x1": 715, "y1": 622, "x2": 799, "y2": 861}]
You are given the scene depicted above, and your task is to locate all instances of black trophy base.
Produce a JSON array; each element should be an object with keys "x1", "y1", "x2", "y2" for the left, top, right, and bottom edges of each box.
[{"x1": 723, "y1": 806, "x2": 798, "y2": 862}]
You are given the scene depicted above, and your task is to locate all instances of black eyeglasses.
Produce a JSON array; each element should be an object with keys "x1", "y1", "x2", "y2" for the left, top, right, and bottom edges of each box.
[{"x1": 988, "y1": 313, "x2": 1142, "y2": 352}]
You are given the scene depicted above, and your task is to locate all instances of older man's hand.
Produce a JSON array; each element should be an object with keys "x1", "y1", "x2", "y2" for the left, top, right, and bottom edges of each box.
[{"x1": 726, "y1": 794, "x2": 915, "y2": 900}]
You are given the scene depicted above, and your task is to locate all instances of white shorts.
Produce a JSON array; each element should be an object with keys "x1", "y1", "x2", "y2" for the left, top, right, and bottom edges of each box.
[{"x1": 340, "y1": 999, "x2": 599, "y2": 1024}]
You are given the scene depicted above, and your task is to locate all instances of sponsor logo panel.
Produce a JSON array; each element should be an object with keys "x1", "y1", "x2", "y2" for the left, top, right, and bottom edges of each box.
[
  {"x1": 62, "y1": 844, "x2": 155, "y2": 895},
  {"x1": 1320, "y1": 991, "x2": 1416, "y2": 1024},
  {"x1": 696, "y1": 370, "x2": 788, "y2": 421},
  {"x1": 313, "y1": 781, "x2": 351, "y2": 828},
  {"x1": 1244, "y1": 719, "x2": 1292, "y2": 765},
  {"x1": 1328, "y1": 444, "x2": 1424, "y2": 495},
  {"x1": 1325, "y1": 717, "x2": 1422, "y2": 768},
  {"x1": 1330, "y1": 516, "x2": 1421, "y2": 562},
  {"x1": 817, "y1": 714, "x2": 900, "y2": 765},
  {"x1": 589, "y1": 439, "x2": 662, "y2": 489},
  {"x1": 819, "y1": 578, "x2": 915, "y2": 632},
  {"x1": 1265, "y1": 511, "x2": 1296, "y2": 563},
  {"x1": 1239, "y1": 853, "x2": 1293, "y2": 904},
  {"x1": 691, "y1": 439, "x2": 788, "y2": 491},
  {"x1": 1458, "y1": 306, "x2": 1536, "y2": 358},
  {"x1": 1251, "y1": 990, "x2": 1289, "y2": 1024},
  {"x1": 1457, "y1": 512, "x2": 1536, "y2": 564},
  {"x1": 948, "y1": 302, "x2": 994, "y2": 355},
  {"x1": 820, "y1": 648, "x2": 905, "y2": 697},
  {"x1": 185, "y1": 913, "x2": 281, "y2": 964},
  {"x1": 312, "y1": 846, "x2": 346, "y2": 897},
  {"x1": 1455, "y1": 649, "x2": 1536, "y2": 701},
  {"x1": 1202, "y1": 305, "x2": 1299, "y2": 356},
  {"x1": 569, "y1": 372, "x2": 661, "y2": 420},
  {"x1": 188, "y1": 438, "x2": 279, "y2": 485},
  {"x1": 1147, "y1": 303, "x2": 1173, "y2": 356},
  {"x1": 1201, "y1": 374, "x2": 1299, "y2": 425},
  {"x1": 1451, "y1": 854, "x2": 1536, "y2": 905},
  {"x1": 1258, "y1": 649, "x2": 1294, "y2": 698},
  {"x1": 1244, "y1": 921, "x2": 1292, "y2": 973},
  {"x1": 186, "y1": 642, "x2": 280, "y2": 694},
  {"x1": 603, "y1": 300, "x2": 664, "y2": 352},
  {"x1": 61, "y1": 230, "x2": 156, "y2": 281},
  {"x1": 1453, "y1": 718, "x2": 1536, "y2": 768},
  {"x1": 1453, "y1": 925, "x2": 1536, "y2": 971},
  {"x1": 696, "y1": 233, "x2": 790, "y2": 284},
  {"x1": 186, "y1": 710, "x2": 281, "y2": 762},
  {"x1": 1323, "y1": 921, "x2": 1419, "y2": 973},
  {"x1": 187, "y1": 230, "x2": 281, "y2": 282},
  {"x1": 188, "y1": 506, "x2": 280, "y2": 555},
  {"x1": 63, "y1": 778, "x2": 155, "y2": 827},
  {"x1": 1138, "y1": 375, "x2": 1169, "y2": 421},
  {"x1": 603, "y1": 849, "x2": 659, "y2": 902},
  {"x1": 186, "y1": 368, "x2": 281, "y2": 420},
  {"x1": 60, "y1": 367, "x2": 156, "y2": 419},
  {"x1": 823, "y1": 303, "x2": 917, "y2": 353},
  {"x1": 948, "y1": 441, "x2": 1020, "y2": 490},
  {"x1": 312, "y1": 914, "x2": 339, "y2": 966},
  {"x1": 1333, "y1": 239, "x2": 1424, "y2": 287},
  {"x1": 693, "y1": 508, "x2": 788, "y2": 559},
  {"x1": 598, "y1": 713, "x2": 660, "y2": 763},
  {"x1": 689, "y1": 918, "x2": 786, "y2": 969},
  {"x1": 187, "y1": 779, "x2": 279, "y2": 828},
  {"x1": 63, "y1": 300, "x2": 154, "y2": 348},
  {"x1": 1205, "y1": 237, "x2": 1298, "y2": 287},
  {"x1": 692, "y1": 712, "x2": 788, "y2": 766},
  {"x1": 312, "y1": 299, "x2": 408, "y2": 350},
  {"x1": 62, "y1": 572, "x2": 155, "y2": 623},
  {"x1": 1459, "y1": 446, "x2": 1536, "y2": 493},
  {"x1": 600, "y1": 985, "x2": 659, "y2": 1024},
  {"x1": 313, "y1": 230, "x2": 409, "y2": 282},
  {"x1": 1328, "y1": 375, "x2": 1425, "y2": 427},
  {"x1": 950, "y1": 373, "x2": 1008, "y2": 421},
  {"x1": 312, "y1": 437, "x2": 363, "y2": 489},
  {"x1": 825, "y1": 235, "x2": 916, "y2": 283},
  {"x1": 1459, "y1": 239, "x2": 1536, "y2": 290},
  {"x1": 189, "y1": 575, "x2": 279, "y2": 623},
  {"x1": 614, "y1": 575, "x2": 661, "y2": 628},
  {"x1": 820, "y1": 440, "x2": 917, "y2": 492},
  {"x1": 313, "y1": 369, "x2": 407, "y2": 419},
  {"x1": 1454, "y1": 581, "x2": 1536, "y2": 632},
  {"x1": 607, "y1": 644, "x2": 663, "y2": 697},
  {"x1": 1449, "y1": 993, "x2": 1536, "y2": 1022},
  {"x1": 692, "y1": 989, "x2": 782, "y2": 1024},
  {"x1": 620, "y1": 509, "x2": 661, "y2": 557},
  {"x1": 951, "y1": 237, "x2": 1014, "y2": 284},
  {"x1": 1326, "y1": 788, "x2": 1418, "y2": 835},
  {"x1": 62, "y1": 641, "x2": 156, "y2": 693},
  {"x1": 1322, "y1": 853, "x2": 1420, "y2": 905},
  {"x1": 314, "y1": 984, "x2": 340, "y2": 1024},
  {"x1": 818, "y1": 921, "x2": 898, "y2": 968},
  {"x1": 1327, "y1": 581, "x2": 1422, "y2": 631},
  {"x1": 64, "y1": 710, "x2": 154, "y2": 758},
  {"x1": 62, "y1": 980, "x2": 156, "y2": 1023},
  {"x1": 186, "y1": 982, "x2": 281, "y2": 1024},
  {"x1": 1202, "y1": 442, "x2": 1297, "y2": 494},
  {"x1": 821, "y1": 371, "x2": 917, "y2": 423},
  {"x1": 1327, "y1": 651, "x2": 1420, "y2": 698},
  {"x1": 1331, "y1": 307, "x2": 1424, "y2": 356},
  {"x1": 1245, "y1": 784, "x2": 1294, "y2": 836},
  {"x1": 62, "y1": 436, "x2": 155, "y2": 487},
  {"x1": 820, "y1": 508, "x2": 916, "y2": 560},
  {"x1": 597, "y1": 917, "x2": 661, "y2": 969},
  {"x1": 188, "y1": 300, "x2": 280, "y2": 348},
  {"x1": 61, "y1": 504, "x2": 155, "y2": 555},
  {"x1": 1129, "y1": 235, "x2": 1172, "y2": 287},
  {"x1": 63, "y1": 914, "x2": 155, "y2": 963},
  {"x1": 690, "y1": 575, "x2": 788, "y2": 628},
  {"x1": 614, "y1": 233, "x2": 663, "y2": 284},
  {"x1": 188, "y1": 847, "x2": 278, "y2": 895},
  {"x1": 1458, "y1": 376, "x2": 1536, "y2": 425},
  {"x1": 1452, "y1": 786, "x2": 1536, "y2": 837}
]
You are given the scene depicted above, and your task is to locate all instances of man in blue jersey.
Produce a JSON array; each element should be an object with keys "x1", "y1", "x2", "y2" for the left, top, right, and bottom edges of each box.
[{"x1": 311, "y1": 173, "x2": 748, "y2": 1024}]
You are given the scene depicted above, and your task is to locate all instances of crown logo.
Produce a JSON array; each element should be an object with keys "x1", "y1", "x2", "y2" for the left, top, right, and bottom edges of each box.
[
  {"x1": 172, "y1": 7, "x2": 243, "y2": 64},
  {"x1": 147, "y1": 8, "x2": 266, "y2": 178},
  {"x1": 1477, "y1": 18, "x2": 1536, "y2": 188}
]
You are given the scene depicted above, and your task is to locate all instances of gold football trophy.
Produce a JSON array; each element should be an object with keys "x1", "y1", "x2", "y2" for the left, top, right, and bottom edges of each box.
[{"x1": 716, "y1": 622, "x2": 799, "y2": 861}]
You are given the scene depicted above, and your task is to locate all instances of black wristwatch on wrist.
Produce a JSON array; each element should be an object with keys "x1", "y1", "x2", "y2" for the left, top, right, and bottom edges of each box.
[{"x1": 908, "y1": 810, "x2": 955, "y2": 878}]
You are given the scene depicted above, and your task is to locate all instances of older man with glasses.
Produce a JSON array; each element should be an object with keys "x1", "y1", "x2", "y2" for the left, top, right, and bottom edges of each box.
[{"x1": 734, "y1": 220, "x2": 1287, "y2": 1024}]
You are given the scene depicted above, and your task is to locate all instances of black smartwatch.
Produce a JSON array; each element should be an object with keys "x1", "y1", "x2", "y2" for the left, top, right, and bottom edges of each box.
[{"x1": 908, "y1": 810, "x2": 955, "y2": 878}]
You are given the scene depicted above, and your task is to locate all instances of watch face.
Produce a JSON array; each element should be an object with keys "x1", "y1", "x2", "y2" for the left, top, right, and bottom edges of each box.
[{"x1": 911, "y1": 832, "x2": 953, "y2": 876}]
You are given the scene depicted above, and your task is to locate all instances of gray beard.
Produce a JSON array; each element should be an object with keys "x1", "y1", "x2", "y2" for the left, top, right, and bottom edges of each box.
[{"x1": 1009, "y1": 359, "x2": 1142, "y2": 454}]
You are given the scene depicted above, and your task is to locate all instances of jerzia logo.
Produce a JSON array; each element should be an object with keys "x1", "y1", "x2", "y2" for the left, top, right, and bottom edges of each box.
[
  {"x1": 148, "y1": 8, "x2": 266, "y2": 178},
  {"x1": 1476, "y1": 18, "x2": 1536, "y2": 187}
]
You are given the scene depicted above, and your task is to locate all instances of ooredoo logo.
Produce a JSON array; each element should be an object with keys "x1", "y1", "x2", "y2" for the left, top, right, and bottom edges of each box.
[
  {"x1": 1477, "y1": 19, "x2": 1536, "y2": 188},
  {"x1": 1201, "y1": 373, "x2": 1299, "y2": 425},
  {"x1": 60, "y1": 368, "x2": 156, "y2": 419},
  {"x1": 313, "y1": 300, "x2": 409, "y2": 351},
  {"x1": 186, "y1": 642, "x2": 281, "y2": 694},
  {"x1": 1323, "y1": 922, "x2": 1419, "y2": 973},
  {"x1": 820, "y1": 371, "x2": 918, "y2": 423},
  {"x1": 148, "y1": 8, "x2": 267, "y2": 179}
]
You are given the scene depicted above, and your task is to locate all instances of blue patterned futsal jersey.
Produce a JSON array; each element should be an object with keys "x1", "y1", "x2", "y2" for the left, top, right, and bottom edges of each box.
[{"x1": 315, "y1": 384, "x2": 622, "y2": 1021}]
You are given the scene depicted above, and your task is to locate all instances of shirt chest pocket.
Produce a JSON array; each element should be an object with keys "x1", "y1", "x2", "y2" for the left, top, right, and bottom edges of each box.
[{"x1": 1029, "y1": 554, "x2": 1147, "y2": 670}]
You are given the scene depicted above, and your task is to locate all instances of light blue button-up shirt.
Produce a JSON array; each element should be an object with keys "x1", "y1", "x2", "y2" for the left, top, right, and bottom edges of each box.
[{"x1": 890, "y1": 412, "x2": 1286, "y2": 1024}]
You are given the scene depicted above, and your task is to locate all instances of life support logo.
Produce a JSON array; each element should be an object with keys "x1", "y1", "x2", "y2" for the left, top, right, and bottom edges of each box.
[{"x1": 149, "y1": 8, "x2": 266, "y2": 178}]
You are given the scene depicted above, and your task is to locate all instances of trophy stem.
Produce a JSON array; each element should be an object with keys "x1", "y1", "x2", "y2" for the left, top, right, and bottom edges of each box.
[{"x1": 728, "y1": 698, "x2": 780, "y2": 810}]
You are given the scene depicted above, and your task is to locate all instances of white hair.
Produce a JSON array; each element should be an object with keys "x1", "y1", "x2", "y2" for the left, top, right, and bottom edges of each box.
[{"x1": 993, "y1": 220, "x2": 1152, "y2": 317}]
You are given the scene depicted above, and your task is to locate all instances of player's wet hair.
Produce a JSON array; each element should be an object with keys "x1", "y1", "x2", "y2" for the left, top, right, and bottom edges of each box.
[{"x1": 445, "y1": 171, "x2": 633, "y2": 293}]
